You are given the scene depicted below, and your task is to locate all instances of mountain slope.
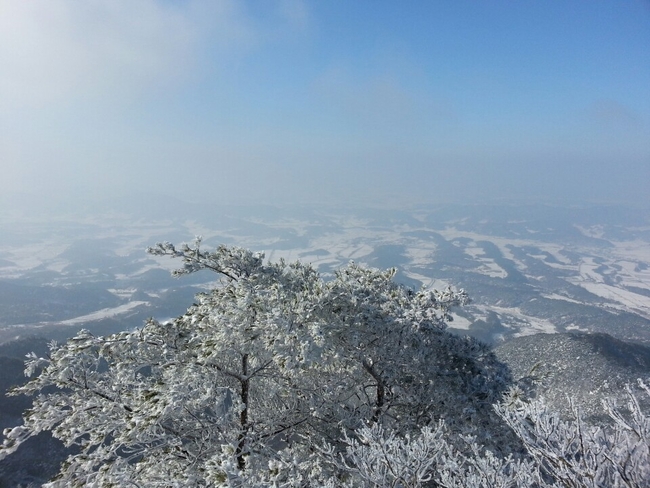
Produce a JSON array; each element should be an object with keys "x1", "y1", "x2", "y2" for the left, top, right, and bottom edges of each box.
[{"x1": 494, "y1": 332, "x2": 650, "y2": 418}]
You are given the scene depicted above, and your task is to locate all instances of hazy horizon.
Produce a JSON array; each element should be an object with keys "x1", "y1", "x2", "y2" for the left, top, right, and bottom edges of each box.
[{"x1": 1, "y1": 1, "x2": 649, "y2": 210}]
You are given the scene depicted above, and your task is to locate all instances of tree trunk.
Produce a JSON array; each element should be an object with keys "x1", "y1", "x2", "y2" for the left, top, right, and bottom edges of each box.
[
  {"x1": 236, "y1": 354, "x2": 249, "y2": 471},
  {"x1": 363, "y1": 359, "x2": 385, "y2": 424}
]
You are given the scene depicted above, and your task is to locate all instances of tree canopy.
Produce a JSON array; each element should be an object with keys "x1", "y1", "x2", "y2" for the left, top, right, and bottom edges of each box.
[{"x1": 2, "y1": 240, "x2": 649, "y2": 487}]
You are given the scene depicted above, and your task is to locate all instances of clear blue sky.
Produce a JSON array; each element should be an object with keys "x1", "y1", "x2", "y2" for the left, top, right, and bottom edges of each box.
[{"x1": 1, "y1": 0, "x2": 649, "y2": 207}]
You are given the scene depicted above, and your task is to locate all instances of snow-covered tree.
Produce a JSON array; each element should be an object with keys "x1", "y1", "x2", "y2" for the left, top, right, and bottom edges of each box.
[
  {"x1": 1, "y1": 240, "x2": 511, "y2": 486},
  {"x1": 313, "y1": 381, "x2": 650, "y2": 488},
  {"x1": 495, "y1": 380, "x2": 650, "y2": 488},
  {"x1": 315, "y1": 422, "x2": 541, "y2": 488}
]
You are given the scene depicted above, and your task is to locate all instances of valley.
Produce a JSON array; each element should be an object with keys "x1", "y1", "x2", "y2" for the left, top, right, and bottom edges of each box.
[{"x1": 1, "y1": 201, "x2": 649, "y2": 345}]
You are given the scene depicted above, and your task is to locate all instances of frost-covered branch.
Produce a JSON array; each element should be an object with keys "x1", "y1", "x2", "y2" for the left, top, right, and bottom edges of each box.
[
  {"x1": 496, "y1": 380, "x2": 650, "y2": 487},
  {"x1": 146, "y1": 237, "x2": 264, "y2": 281}
]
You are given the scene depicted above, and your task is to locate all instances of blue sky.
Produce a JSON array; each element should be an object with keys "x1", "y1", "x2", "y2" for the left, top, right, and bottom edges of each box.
[{"x1": 1, "y1": 0, "x2": 649, "y2": 207}]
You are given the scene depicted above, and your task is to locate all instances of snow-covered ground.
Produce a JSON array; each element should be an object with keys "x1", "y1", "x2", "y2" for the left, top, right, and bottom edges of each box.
[
  {"x1": 463, "y1": 243, "x2": 509, "y2": 278},
  {"x1": 54, "y1": 301, "x2": 150, "y2": 326},
  {"x1": 435, "y1": 227, "x2": 650, "y2": 321},
  {"x1": 474, "y1": 304, "x2": 558, "y2": 336},
  {"x1": 1, "y1": 204, "x2": 649, "y2": 343},
  {"x1": 541, "y1": 293, "x2": 584, "y2": 305}
]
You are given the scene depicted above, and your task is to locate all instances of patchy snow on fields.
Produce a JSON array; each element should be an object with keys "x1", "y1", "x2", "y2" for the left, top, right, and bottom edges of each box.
[
  {"x1": 577, "y1": 283, "x2": 650, "y2": 319},
  {"x1": 542, "y1": 293, "x2": 584, "y2": 305},
  {"x1": 488, "y1": 305, "x2": 558, "y2": 336},
  {"x1": 447, "y1": 312, "x2": 473, "y2": 330},
  {"x1": 55, "y1": 301, "x2": 150, "y2": 326}
]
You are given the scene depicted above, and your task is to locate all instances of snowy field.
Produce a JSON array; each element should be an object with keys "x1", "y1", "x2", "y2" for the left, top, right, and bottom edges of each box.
[{"x1": 1, "y1": 203, "x2": 649, "y2": 344}]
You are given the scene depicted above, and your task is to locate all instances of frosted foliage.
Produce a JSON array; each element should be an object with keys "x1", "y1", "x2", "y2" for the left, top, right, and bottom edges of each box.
[
  {"x1": 315, "y1": 423, "x2": 541, "y2": 488},
  {"x1": 315, "y1": 383, "x2": 650, "y2": 488},
  {"x1": 1, "y1": 241, "x2": 514, "y2": 486},
  {"x1": 496, "y1": 380, "x2": 650, "y2": 488},
  {"x1": 318, "y1": 423, "x2": 447, "y2": 487}
]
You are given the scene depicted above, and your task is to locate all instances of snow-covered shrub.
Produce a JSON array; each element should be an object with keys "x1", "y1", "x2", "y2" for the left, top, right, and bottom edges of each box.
[{"x1": 496, "y1": 380, "x2": 650, "y2": 488}]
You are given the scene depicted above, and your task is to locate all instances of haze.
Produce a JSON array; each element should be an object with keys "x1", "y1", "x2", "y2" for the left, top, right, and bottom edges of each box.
[{"x1": 1, "y1": 0, "x2": 649, "y2": 210}]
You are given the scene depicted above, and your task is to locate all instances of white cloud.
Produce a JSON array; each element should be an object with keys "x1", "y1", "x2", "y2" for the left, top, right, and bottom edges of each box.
[
  {"x1": 0, "y1": 0, "x2": 263, "y2": 199},
  {"x1": 0, "y1": 0, "x2": 252, "y2": 110}
]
